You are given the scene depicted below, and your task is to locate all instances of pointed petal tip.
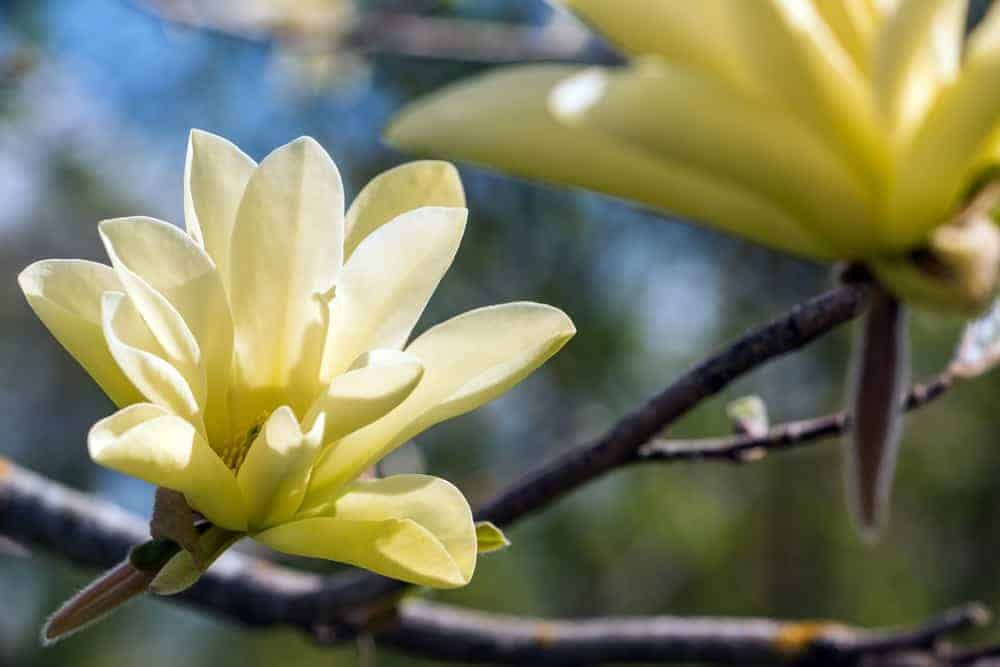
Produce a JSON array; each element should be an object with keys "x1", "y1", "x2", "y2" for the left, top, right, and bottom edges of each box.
[
  {"x1": 17, "y1": 259, "x2": 51, "y2": 294},
  {"x1": 188, "y1": 127, "x2": 210, "y2": 145}
]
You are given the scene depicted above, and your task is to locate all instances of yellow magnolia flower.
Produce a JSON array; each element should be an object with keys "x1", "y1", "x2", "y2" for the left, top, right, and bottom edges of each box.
[
  {"x1": 19, "y1": 131, "x2": 575, "y2": 590},
  {"x1": 388, "y1": 0, "x2": 1000, "y2": 312}
]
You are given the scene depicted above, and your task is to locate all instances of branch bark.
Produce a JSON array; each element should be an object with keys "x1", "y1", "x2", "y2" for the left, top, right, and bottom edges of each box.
[{"x1": 0, "y1": 459, "x2": 989, "y2": 665}]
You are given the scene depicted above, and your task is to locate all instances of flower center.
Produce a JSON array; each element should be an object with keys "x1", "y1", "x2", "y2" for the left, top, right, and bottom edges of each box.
[{"x1": 217, "y1": 419, "x2": 264, "y2": 472}]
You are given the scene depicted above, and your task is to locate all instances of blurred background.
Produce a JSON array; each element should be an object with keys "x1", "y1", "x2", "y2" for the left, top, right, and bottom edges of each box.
[{"x1": 2, "y1": 1, "x2": 1000, "y2": 665}]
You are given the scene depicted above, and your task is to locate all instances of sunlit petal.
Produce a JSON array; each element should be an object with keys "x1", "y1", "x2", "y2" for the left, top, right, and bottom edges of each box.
[
  {"x1": 237, "y1": 406, "x2": 324, "y2": 530},
  {"x1": 551, "y1": 61, "x2": 878, "y2": 255},
  {"x1": 89, "y1": 403, "x2": 246, "y2": 531},
  {"x1": 892, "y1": 6, "x2": 1000, "y2": 245},
  {"x1": 258, "y1": 474, "x2": 474, "y2": 588},
  {"x1": 308, "y1": 302, "x2": 575, "y2": 495},
  {"x1": 814, "y1": 0, "x2": 880, "y2": 75},
  {"x1": 726, "y1": 0, "x2": 884, "y2": 183},
  {"x1": 101, "y1": 292, "x2": 204, "y2": 433},
  {"x1": 560, "y1": 0, "x2": 755, "y2": 92},
  {"x1": 99, "y1": 217, "x2": 233, "y2": 443},
  {"x1": 184, "y1": 129, "x2": 257, "y2": 292},
  {"x1": 18, "y1": 260, "x2": 142, "y2": 407},
  {"x1": 874, "y1": 0, "x2": 965, "y2": 142},
  {"x1": 305, "y1": 349, "x2": 423, "y2": 446},
  {"x1": 344, "y1": 160, "x2": 465, "y2": 258},
  {"x1": 387, "y1": 65, "x2": 831, "y2": 259},
  {"x1": 228, "y1": 136, "x2": 345, "y2": 426},
  {"x1": 322, "y1": 206, "x2": 467, "y2": 379}
]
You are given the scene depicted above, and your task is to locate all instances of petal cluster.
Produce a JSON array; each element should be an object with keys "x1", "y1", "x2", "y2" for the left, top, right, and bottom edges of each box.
[
  {"x1": 19, "y1": 131, "x2": 575, "y2": 588},
  {"x1": 388, "y1": 0, "x2": 1000, "y2": 262}
]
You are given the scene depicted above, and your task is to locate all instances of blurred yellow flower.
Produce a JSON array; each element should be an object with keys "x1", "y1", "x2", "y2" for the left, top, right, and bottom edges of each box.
[
  {"x1": 388, "y1": 0, "x2": 1000, "y2": 311},
  {"x1": 19, "y1": 131, "x2": 575, "y2": 590}
]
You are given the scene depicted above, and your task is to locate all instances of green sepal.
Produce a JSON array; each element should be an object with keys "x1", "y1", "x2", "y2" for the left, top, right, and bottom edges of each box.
[
  {"x1": 148, "y1": 526, "x2": 242, "y2": 595},
  {"x1": 128, "y1": 538, "x2": 181, "y2": 573},
  {"x1": 475, "y1": 521, "x2": 510, "y2": 554}
]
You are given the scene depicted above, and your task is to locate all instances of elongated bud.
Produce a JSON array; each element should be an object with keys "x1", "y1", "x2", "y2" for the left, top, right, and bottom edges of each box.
[
  {"x1": 845, "y1": 286, "x2": 909, "y2": 541},
  {"x1": 42, "y1": 560, "x2": 154, "y2": 645},
  {"x1": 41, "y1": 538, "x2": 181, "y2": 645}
]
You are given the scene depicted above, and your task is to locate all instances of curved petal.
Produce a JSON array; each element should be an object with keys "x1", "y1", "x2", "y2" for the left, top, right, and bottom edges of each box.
[
  {"x1": 814, "y1": 0, "x2": 880, "y2": 75},
  {"x1": 726, "y1": 0, "x2": 884, "y2": 184},
  {"x1": 321, "y1": 206, "x2": 467, "y2": 379},
  {"x1": 304, "y1": 349, "x2": 424, "y2": 446},
  {"x1": 387, "y1": 65, "x2": 832, "y2": 260},
  {"x1": 89, "y1": 403, "x2": 246, "y2": 531},
  {"x1": 873, "y1": 0, "x2": 965, "y2": 142},
  {"x1": 551, "y1": 61, "x2": 878, "y2": 256},
  {"x1": 101, "y1": 292, "x2": 204, "y2": 433},
  {"x1": 99, "y1": 219, "x2": 201, "y2": 368},
  {"x1": 99, "y1": 217, "x2": 233, "y2": 443},
  {"x1": 344, "y1": 161, "x2": 466, "y2": 258},
  {"x1": 258, "y1": 474, "x2": 475, "y2": 589},
  {"x1": 228, "y1": 137, "x2": 345, "y2": 426},
  {"x1": 18, "y1": 260, "x2": 142, "y2": 407},
  {"x1": 308, "y1": 303, "x2": 575, "y2": 495},
  {"x1": 891, "y1": 5, "x2": 1000, "y2": 245},
  {"x1": 236, "y1": 406, "x2": 324, "y2": 530},
  {"x1": 560, "y1": 0, "x2": 756, "y2": 92},
  {"x1": 184, "y1": 129, "x2": 257, "y2": 291}
]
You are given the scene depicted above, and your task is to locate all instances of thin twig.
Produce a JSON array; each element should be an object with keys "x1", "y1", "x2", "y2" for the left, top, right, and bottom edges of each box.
[
  {"x1": 638, "y1": 372, "x2": 956, "y2": 463},
  {"x1": 948, "y1": 641, "x2": 1000, "y2": 665},
  {"x1": 131, "y1": 1, "x2": 622, "y2": 65},
  {"x1": 0, "y1": 460, "x2": 988, "y2": 664},
  {"x1": 479, "y1": 284, "x2": 870, "y2": 527}
]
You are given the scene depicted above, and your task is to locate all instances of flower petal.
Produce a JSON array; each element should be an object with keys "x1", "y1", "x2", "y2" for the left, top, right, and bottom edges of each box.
[
  {"x1": 892, "y1": 3, "x2": 1000, "y2": 244},
  {"x1": 18, "y1": 260, "x2": 142, "y2": 407},
  {"x1": 560, "y1": 0, "x2": 755, "y2": 91},
  {"x1": 101, "y1": 292, "x2": 204, "y2": 433},
  {"x1": 184, "y1": 129, "x2": 257, "y2": 291},
  {"x1": 236, "y1": 406, "x2": 324, "y2": 530},
  {"x1": 89, "y1": 403, "x2": 246, "y2": 531},
  {"x1": 551, "y1": 61, "x2": 878, "y2": 256},
  {"x1": 257, "y1": 474, "x2": 475, "y2": 588},
  {"x1": 305, "y1": 349, "x2": 424, "y2": 446},
  {"x1": 99, "y1": 217, "x2": 233, "y2": 444},
  {"x1": 321, "y1": 206, "x2": 467, "y2": 379},
  {"x1": 344, "y1": 161, "x2": 466, "y2": 258},
  {"x1": 228, "y1": 137, "x2": 345, "y2": 425},
  {"x1": 873, "y1": 0, "x2": 965, "y2": 142},
  {"x1": 726, "y1": 0, "x2": 884, "y2": 183},
  {"x1": 308, "y1": 303, "x2": 575, "y2": 495},
  {"x1": 387, "y1": 64, "x2": 831, "y2": 259},
  {"x1": 814, "y1": 0, "x2": 880, "y2": 75}
]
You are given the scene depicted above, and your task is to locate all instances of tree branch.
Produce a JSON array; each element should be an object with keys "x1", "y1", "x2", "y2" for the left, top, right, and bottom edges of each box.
[
  {"x1": 478, "y1": 284, "x2": 870, "y2": 527},
  {"x1": 0, "y1": 459, "x2": 989, "y2": 665}
]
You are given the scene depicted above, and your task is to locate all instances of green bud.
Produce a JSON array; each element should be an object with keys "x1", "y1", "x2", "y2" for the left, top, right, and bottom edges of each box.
[{"x1": 475, "y1": 521, "x2": 511, "y2": 554}]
